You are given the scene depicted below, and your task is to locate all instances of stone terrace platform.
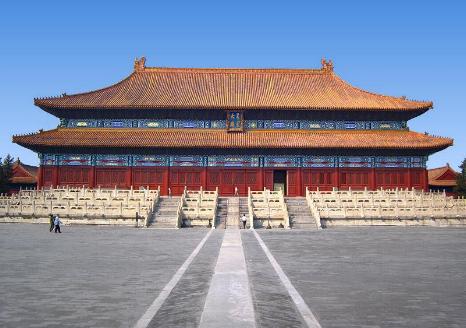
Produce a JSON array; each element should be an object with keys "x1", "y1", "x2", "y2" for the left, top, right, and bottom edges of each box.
[{"x1": 1, "y1": 224, "x2": 465, "y2": 327}]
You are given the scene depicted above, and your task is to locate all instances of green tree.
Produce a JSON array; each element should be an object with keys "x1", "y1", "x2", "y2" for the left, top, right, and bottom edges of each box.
[
  {"x1": 454, "y1": 158, "x2": 466, "y2": 197},
  {"x1": 0, "y1": 154, "x2": 14, "y2": 194}
]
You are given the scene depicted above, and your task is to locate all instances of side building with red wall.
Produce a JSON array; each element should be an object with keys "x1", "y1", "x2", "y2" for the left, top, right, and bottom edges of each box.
[
  {"x1": 8, "y1": 160, "x2": 38, "y2": 194},
  {"x1": 13, "y1": 58, "x2": 452, "y2": 196},
  {"x1": 428, "y1": 164, "x2": 458, "y2": 196}
]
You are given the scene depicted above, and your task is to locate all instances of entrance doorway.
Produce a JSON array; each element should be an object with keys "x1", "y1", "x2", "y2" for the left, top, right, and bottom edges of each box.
[{"x1": 273, "y1": 170, "x2": 287, "y2": 195}]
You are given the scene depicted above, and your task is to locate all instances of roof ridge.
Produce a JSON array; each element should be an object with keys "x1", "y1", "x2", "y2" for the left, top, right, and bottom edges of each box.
[
  {"x1": 140, "y1": 66, "x2": 327, "y2": 75},
  {"x1": 135, "y1": 56, "x2": 330, "y2": 75}
]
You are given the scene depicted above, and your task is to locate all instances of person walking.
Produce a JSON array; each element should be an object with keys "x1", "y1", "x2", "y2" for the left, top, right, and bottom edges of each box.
[
  {"x1": 241, "y1": 214, "x2": 247, "y2": 229},
  {"x1": 53, "y1": 215, "x2": 62, "y2": 233},
  {"x1": 49, "y1": 214, "x2": 54, "y2": 232}
]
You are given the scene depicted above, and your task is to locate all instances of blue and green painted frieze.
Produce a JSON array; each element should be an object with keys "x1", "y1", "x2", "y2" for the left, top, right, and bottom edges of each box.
[
  {"x1": 62, "y1": 119, "x2": 406, "y2": 131},
  {"x1": 40, "y1": 154, "x2": 427, "y2": 169}
]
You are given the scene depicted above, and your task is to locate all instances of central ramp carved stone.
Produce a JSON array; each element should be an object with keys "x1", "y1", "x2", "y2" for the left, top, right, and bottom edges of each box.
[{"x1": 199, "y1": 230, "x2": 255, "y2": 328}]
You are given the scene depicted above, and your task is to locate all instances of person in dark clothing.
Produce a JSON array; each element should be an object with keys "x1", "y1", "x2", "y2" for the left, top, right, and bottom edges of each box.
[
  {"x1": 49, "y1": 214, "x2": 54, "y2": 232},
  {"x1": 54, "y1": 215, "x2": 62, "y2": 233},
  {"x1": 241, "y1": 214, "x2": 247, "y2": 229}
]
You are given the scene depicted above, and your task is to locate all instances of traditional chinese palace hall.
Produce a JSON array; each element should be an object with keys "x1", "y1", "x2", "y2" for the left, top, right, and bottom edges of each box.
[{"x1": 13, "y1": 58, "x2": 453, "y2": 196}]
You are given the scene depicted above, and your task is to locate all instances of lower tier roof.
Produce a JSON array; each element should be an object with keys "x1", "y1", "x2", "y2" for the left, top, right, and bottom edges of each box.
[{"x1": 13, "y1": 128, "x2": 452, "y2": 153}]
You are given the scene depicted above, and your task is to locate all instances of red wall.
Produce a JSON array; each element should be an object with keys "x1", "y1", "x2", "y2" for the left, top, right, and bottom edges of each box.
[
  {"x1": 302, "y1": 168, "x2": 336, "y2": 192},
  {"x1": 206, "y1": 169, "x2": 262, "y2": 195},
  {"x1": 38, "y1": 166, "x2": 428, "y2": 196}
]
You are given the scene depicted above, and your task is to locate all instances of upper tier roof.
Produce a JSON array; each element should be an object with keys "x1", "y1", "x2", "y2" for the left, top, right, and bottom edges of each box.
[
  {"x1": 13, "y1": 128, "x2": 452, "y2": 153},
  {"x1": 34, "y1": 58, "x2": 432, "y2": 112}
]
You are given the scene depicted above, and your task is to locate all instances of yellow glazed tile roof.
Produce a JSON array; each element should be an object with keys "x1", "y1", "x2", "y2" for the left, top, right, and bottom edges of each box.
[
  {"x1": 34, "y1": 58, "x2": 432, "y2": 111},
  {"x1": 13, "y1": 128, "x2": 452, "y2": 151}
]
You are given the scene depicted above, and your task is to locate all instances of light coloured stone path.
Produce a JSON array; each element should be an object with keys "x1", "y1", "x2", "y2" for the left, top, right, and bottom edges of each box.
[{"x1": 199, "y1": 229, "x2": 256, "y2": 328}]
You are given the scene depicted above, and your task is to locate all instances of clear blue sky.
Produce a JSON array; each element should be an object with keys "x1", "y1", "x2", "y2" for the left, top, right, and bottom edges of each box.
[{"x1": 1, "y1": 1, "x2": 464, "y2": 170}]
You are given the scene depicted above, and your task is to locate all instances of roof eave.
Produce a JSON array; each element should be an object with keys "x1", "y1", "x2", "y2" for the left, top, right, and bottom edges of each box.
[
  {"x1": 13, "y1": 141, "x2": 452, "y2": 154},
  {"x1": 35, "y1": 103, "x2": 433, "y2": 114}
]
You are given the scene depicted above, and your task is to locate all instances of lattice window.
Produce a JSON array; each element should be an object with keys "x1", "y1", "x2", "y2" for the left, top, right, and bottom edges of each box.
[
  {"x1": 246, "y1": 172, "x2": 257, "y2": 184},
  {"x1": 223, "y1": 171, "x2": 233, "y2": 184},
  {"x1": 209, "y1": 172, "x2": 220, "y2": 185},
  {"x1": 43, "y1": 168, "x2": 53, "y2": 184},
  {"x1": 234, "y1": 172, "x2": 245, "y2": 184}
]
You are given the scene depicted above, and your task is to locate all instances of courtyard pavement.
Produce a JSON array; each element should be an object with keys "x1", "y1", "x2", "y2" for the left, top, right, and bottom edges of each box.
[{"x1": 0, "y1": 224, "x2": 465, "y2": 327}]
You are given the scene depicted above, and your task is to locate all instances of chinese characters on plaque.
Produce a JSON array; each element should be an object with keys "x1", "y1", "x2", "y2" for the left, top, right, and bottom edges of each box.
[{"x1": 226, "y1": 111, "x2": 243, "y2": 131}]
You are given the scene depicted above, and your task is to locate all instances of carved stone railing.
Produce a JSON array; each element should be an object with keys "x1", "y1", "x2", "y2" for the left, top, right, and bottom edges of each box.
[
  {"x1": 248, "y1": 187, "x2": 289, "y2": 228},
  {"x1": 305, "y1": 187, "x2": 322, "y2": 229},
  {"x1": 0, "y1": 186, "x2": 160, "y2": 225},
  {"x1": 179, "y1": 187, "x2": 218, "y2": 228},
  {"x1": 304, "y1": 187, "x2": 466, "y2": 226},
  {"x1": 145, "y1": 187, "x2": 161, "y2": 227},
  {"x1": 247, "y1": 190, "x2": 254, "y2": 229}
]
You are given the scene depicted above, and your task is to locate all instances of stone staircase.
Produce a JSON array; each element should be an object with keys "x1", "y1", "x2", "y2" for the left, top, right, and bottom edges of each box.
[
  {"x1": 149, "y1": 196, "x2": 180, "y2": 228},
  {"x1": 215, "y1": 197, "x2": 228, "y2": 229},
  {"x1": 215, "y1": 197, "x2": 256, "y2": 229},
  {"x1": 226, "y1": 197, "x2": 240, "y2": 229},
  {"x1": 239, "y1": 197, "x2": 249, "y2": 228},
  {"x1": 285, "y1": 197, "x2": 318, "y2": 229}
]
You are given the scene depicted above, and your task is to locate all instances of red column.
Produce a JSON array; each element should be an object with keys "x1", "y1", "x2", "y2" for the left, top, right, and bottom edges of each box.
[
  {"x1": 424, "y1": 168, "x2": 429, "y2": 191},
  {"x1": 297, "y1": 168, "x2": 303, "y2": 196},
  {"x1": 53, "y1": 166, "x2": 59, "y2": 188},
  {"x1": 259, "y1": 168, "x2": 264, "y2": 190},
  {"x1": 127, "y1": 167, "x2": 133, "y2": 189},
  {"x1": 201, "y1": 167, "x2": 207, "y2": 190},
  {"x1": 88, "y1": 167, "x2": 95, "y2": 189},
  {"x1": 371, "y1": 168, "x2": 376, "y2": 190},
  {"x1": 37, "y1": 166, "x2": 43, "y2": 189},
  {"x1": 407, "y1": 168, "x2": 412, "y2": 190},
  {"x1": 165, "y1": 166, "x2": 171, "y2": 196},
  {"x1": 334, "y1": 167, "x2": 340, "y2": 189}
]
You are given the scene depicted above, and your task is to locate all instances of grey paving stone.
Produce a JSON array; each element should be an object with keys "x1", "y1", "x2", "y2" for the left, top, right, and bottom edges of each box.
[
  {"x1": 148, "y1": 229, "x2": 224, "y2": 328},
  {"x1": 0, "y1": 224, "x2": 209, "y2": 328},
  {"x1": 242, "y1": 231, "x2": 306, "y2": 328},
  {"x1": 2, "y1": 224, "x2": 466, "y2": 328},
  {"x1": 258, "y1": 228, "x2": 466, "y2": 328}
]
